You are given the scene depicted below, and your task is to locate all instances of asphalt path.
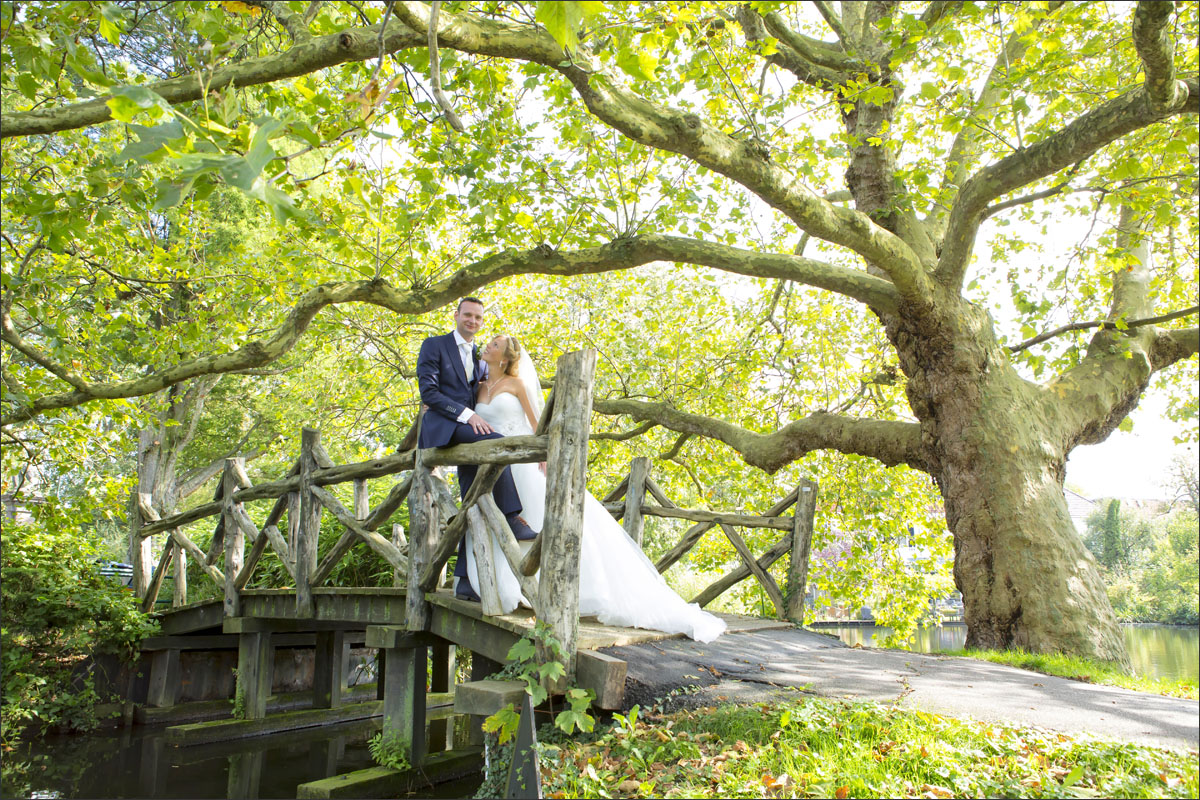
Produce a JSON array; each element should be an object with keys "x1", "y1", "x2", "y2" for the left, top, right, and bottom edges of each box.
[{"x1": 603, "y1": 627, "x2": 1199, "y2": 750}]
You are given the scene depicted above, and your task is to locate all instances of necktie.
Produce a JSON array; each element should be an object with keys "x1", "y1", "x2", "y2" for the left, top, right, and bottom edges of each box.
[{"x1": 460, "y1": 343, "x2": 473, "y2": 380}]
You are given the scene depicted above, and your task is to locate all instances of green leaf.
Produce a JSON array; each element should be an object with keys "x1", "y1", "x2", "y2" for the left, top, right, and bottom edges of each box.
[
  {"x1": 616, "y1": 46, "x2": 658, "y2": 82},
  {"x1": 106, "y1": 85, "x2": 171, "y2": 123},
  {"x1": 1061, "y1": 764, "x2": 1086, "y2": 788},
  {"x1": 536, "y1": 1, "x2": 584, "y2": 53},
  {"x1": 16, "y1": 73, "x2": 39, "y2": 100},
  {"x1": 507, "y1": 638, "x2": 537, "y2": 662},
  {"x1": 114, "y1": 121, "x2": 185, "y2": 164}
]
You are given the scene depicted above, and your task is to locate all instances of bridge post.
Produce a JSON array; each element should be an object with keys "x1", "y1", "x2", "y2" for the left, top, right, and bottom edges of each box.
[
  {"x1": 623, "y1": 456, "x2": 651, "y2": 548},
  {"x1": 406, "y1": 447, "x2": 437, "y2": 633},
  {"x1": 222, "y1": 458, "x2": 245, "y2": 618},
  {"x1": 538, "y1": 349, "x2": 597, "y2": 681},
  {"x1": 173, "y1": 540, "x2": 187, "y2": 607},
  {"x1": 785, "y1": 478, "x2": 818, "y2": 624},
  {"x1": 296, "y1": 428, "x2": 322, "y2": 617}
]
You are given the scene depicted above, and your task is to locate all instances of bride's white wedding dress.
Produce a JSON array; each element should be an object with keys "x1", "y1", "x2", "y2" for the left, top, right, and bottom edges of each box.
[{"x1": 463, "y1": 392, "x2": 726, "y2": 643}]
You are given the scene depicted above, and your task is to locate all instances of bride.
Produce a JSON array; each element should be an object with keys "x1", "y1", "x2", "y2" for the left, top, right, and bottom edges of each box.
[{"x1": 461, "y1": 334, "x2": 726, "y2": 644}]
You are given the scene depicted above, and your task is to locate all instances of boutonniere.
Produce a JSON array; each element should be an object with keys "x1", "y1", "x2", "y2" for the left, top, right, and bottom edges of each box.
[{"x1": 472, "y1": 344, "x2": 480, "y2": 360}]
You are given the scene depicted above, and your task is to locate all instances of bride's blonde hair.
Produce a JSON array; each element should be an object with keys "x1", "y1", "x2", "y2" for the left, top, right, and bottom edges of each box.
[{"x1": 499, "y1": 335, "x2": 522, "y2": 377}]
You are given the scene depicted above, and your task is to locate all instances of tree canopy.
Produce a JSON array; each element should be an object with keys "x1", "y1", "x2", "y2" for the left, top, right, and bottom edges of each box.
[{"x1": 2, "y1": 1, "x2": 1197, "y2": 662}]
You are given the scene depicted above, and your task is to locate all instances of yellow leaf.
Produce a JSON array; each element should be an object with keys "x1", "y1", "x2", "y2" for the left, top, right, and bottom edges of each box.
[{"x1": 222, "y1": 1, "x2": 263, "y2": 15}]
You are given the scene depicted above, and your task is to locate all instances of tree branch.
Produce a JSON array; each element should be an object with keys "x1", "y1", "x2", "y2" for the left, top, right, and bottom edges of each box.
[
  {"x1": 735, "y1": 8, "x2": 850, "y2": 87},
  {"x1": 935, "y1": 76, "x2": 1196, "y2": 292},
  {"x1": 591, "y1": 397, "x2": 930, "y2": 474},
  {"x1": 811, "y1": 1, "x2": 851, "y2": 51},
  {"x1": 591, "y1": 419, "x2": 656, "y2": 442},
  {"x1": 920, "y1": 1, "x2": 964, "y2": 30},
  {"x1": 392, "y1": 2, "x2": 933, "y2": 313},
  {"x1": 427, "y1": 1, "x2": 465, "y2": 132},
  {"x1": 1, "y1": 308, "x2": 90, "y2": 392},
  {"x1": 926, "y1": 2, "x2": 1065, "y2": 239},
  {"x1": 1132, "y1": 0, "x2": 1185, "y2": 114},
  {"x1": 1, "y1": 23, "x2": 423, "y2": 138},
  {"x1": 1048, "y1": 211, "x2": 1182, "y2": 448},
  {"x1": 1, "y1": 234, "x2": 898, "y2": 426},
  {"x1": 1009, "y1": 305, "x2": 1199, "y2": 354},
  {"x1": 245, "y1": 0, "x2": 313, "y2": 42},
  {"x1": 1149, "y1": 327, "x2": 1199, "y2": 371}
]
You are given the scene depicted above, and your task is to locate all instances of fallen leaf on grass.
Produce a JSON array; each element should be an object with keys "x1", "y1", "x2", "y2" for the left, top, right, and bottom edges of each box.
[
  {"x1": 835, "y1": 786, "x2": 850, "y2": 798},
  {"x1": 761, "y1": 773, "x2": 793, "y2": 792},
  {"x1": 919, "y1": 784, "x2": 954, "y2": 798},
  {"x1": 618, "y1": 778, "x2": 641, "y2": 793}
]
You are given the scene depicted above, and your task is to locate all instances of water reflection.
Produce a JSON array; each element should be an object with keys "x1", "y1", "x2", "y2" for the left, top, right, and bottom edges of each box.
[
  {"x1": 823, "y1": 623, "x2": 1199, "y2": 682},
  {"x1": 3, "y1": 714, "x2": 478, "y2": 800}
]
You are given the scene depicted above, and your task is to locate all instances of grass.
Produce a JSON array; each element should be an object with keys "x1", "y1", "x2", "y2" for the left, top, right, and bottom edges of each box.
[
  {"x1": 537, "y1": 695, "x2": 1199, "y2": 799},
  {"x1": 939, "y1": 648, "x2": 1199, "y2": 700}
]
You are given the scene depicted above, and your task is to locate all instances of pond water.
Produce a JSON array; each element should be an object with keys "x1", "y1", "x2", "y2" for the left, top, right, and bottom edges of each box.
[
  {"x1": 1, "y1": 715, "x2": 480, "y2": 800},
  {"x1": 820, "y1": 623, "x2": 1199, "y2": 682}
]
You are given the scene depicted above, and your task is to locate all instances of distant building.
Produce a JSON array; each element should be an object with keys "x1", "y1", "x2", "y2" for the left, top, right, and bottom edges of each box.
[
  {"x1": 1064, "y1": 488, "x2": 1097, "y2": 535},
  {"x1": 1, "y1": 492, "x2": 44, "y2": 523}
]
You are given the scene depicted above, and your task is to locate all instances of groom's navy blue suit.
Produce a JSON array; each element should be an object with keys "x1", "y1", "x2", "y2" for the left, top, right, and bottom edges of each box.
[{"x1": 416, "y1": 332, "x2": 526, "y2": 594}]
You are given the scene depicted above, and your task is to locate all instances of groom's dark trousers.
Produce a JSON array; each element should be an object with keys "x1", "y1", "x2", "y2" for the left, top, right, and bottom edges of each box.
[{"x1": 416, "y1": 332, "x2": 524, "y2": 592}]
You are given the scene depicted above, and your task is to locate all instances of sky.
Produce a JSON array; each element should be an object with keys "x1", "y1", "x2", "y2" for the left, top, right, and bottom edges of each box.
[{"x1": 1065, "y1": 392, "x2": 1194, "y2": 501}]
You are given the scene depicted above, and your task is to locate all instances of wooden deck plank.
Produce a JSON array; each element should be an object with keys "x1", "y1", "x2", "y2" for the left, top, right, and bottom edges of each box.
[
  {"x1": 155, "y1": 588, "x2": 792, "y2": 648},
  {"x1": 425, "y1": 590, "x2": 794, "y2": 649}
]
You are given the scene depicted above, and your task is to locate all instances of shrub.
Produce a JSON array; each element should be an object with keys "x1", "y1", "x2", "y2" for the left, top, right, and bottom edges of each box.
[{"x1": 1, "y1": 516, "x2": 158, "y2": 743}]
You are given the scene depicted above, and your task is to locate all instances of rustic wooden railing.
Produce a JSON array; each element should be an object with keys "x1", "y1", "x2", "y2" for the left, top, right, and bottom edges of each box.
[
  {"x1": 130, "y1": 347, "x2": 818, "y2": 674},
  {"x1": 599, "y1": 459, "x2": 818, "y2": 624}
]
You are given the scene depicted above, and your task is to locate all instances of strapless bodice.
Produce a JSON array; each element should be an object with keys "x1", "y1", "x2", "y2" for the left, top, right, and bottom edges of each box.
[{"x1": 475, "y1": 392, "x2": 533, "y2": 436}]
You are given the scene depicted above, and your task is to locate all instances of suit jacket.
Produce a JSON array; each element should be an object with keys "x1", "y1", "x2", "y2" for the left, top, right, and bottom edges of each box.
[{"x1": 417, "y1": 332, "x2": 483, "y2": 448}]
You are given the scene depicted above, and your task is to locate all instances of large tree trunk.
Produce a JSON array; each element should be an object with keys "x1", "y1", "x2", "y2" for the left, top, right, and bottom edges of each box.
[
  {"x1": 899, "y1": 304, "x2": 1131, "y2": 666},
  {"x1": 935, "y1": 375, "x2": 1128, "y2": 666}
]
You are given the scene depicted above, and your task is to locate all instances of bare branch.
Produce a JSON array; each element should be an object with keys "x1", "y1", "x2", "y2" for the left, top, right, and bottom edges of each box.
[
  {"x1": 926, "y1": 2, "x2": 1064, "y2": 238},
  {"x1": 1009, "y1": 305, "x2": 1199, "y2": 354}
]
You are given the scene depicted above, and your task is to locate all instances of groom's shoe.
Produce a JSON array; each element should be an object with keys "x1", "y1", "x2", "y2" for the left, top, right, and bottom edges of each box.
[
  {"x1": 454, "y1": 576, "x2": 481, "y2": 603},
  {"x1": 506, "y1": 514, "x2": 537, "y2": 541}
]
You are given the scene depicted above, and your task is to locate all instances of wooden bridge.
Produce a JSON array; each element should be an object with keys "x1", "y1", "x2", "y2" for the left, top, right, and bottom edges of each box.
[{"x1": 127, "y1": 350, "x2": 818, "y2": 790}]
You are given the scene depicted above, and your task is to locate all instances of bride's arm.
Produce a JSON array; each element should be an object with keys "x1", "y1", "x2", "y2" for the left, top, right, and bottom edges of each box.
[
  {"x1": 515, "y1": 383, "x2": 546, "y2": 474},
  {"x1": 515, "y1": 382, "x2": 539, "y2": 432}
]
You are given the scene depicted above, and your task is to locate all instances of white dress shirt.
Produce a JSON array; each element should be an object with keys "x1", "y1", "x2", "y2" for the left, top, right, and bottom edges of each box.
[{"x1": 452, "y1": 330, "x2": 476, "y2": 424}]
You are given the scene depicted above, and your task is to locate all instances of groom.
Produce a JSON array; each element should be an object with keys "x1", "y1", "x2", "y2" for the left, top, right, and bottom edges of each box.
[{"x1": 416, "y1": 296, "x2": 535, "y2": 602}]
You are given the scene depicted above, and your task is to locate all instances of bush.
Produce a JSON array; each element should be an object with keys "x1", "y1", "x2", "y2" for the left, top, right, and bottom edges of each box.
[{"x1": 1, "y1": 516, "x2": 158, "y2": 743}]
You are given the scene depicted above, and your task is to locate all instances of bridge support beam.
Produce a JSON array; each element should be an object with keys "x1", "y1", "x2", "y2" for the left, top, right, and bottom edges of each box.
[
  {"x1": 146, "y1": 648, "x2": 180, "y2": 709},
  {"x1": 313, "y1": 631, "x2": 347, "y2": 709},
  {"x1": 235, "y1": 631, "x2": 273, "y2": 720},
  {"x1": 382, "y1": 644, "x2": 428, "y2": 766}
]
